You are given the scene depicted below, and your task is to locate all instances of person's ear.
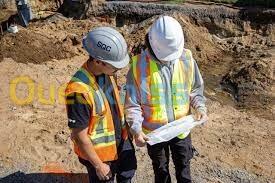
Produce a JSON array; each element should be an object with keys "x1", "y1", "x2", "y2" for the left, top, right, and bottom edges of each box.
[
  {"x1": 94, "y1": 60, "x2": 101, "y2": 65},
  {"x1": 88, "y1": 56, "x2": 94, "y2": 62}
]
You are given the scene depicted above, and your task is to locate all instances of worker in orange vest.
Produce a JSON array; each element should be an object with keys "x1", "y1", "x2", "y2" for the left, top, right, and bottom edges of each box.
[{"x1": 65, "y1": 27, "x2": 136, "y2": 183}]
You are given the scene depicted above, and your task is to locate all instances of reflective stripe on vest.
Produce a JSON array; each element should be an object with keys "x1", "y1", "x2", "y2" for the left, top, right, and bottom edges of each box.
[
  {"x1": 65, "y1": 63, "x2": 126, "y2": 162},
  {"x1": 131, "y1": 49, "x2": 194, "y2": 138}
]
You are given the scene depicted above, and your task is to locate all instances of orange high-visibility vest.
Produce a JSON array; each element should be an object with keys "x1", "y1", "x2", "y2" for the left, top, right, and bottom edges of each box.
[
  {"x1": 65, "y1": 63, "x2": 128, "y2": 162},
  {"x1": 131, "y1": 49, "x2": 194, "y2": 139}
]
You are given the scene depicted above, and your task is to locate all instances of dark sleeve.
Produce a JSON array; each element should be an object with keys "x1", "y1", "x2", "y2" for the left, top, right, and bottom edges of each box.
[{"x1": 66, "y1": 93, "x2": 91, "y2": 128}]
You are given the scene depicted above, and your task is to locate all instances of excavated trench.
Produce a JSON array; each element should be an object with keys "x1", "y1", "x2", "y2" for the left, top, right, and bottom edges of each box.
[
  {"x1": 1, "y1": 1, "x2": 274, "y2": 118},
  {"x1": 77, "y1": 1, "x2": 274, "y2": 119}
]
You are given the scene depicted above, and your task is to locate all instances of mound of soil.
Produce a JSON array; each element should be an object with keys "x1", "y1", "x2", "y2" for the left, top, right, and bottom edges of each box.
[
  {"x1": 30, "y1": 0, "x2": 58, "y2": 12},
  {"x1": 221, "y1": 58, "x2": 273, "y2": 108},
  {"x1": 0, "y1": 28, "x2": 77, "y2": 64},
  {"x1": 122, "y1": 13, "x2": 223, "y2": 69}
]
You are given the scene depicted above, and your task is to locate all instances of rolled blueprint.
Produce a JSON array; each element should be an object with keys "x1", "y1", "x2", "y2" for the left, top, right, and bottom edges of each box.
[{"x1": 146, "y1": 115, "x2": 205, "y2": 145}]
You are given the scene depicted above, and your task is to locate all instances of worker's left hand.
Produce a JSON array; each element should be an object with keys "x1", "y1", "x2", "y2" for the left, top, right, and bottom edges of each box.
[
  {"x1": 134, "y1": 132, "x2": 149, "y2": 147},
  {"x1": 195, "y1": 110, "x2": 208, "y2": 125}
]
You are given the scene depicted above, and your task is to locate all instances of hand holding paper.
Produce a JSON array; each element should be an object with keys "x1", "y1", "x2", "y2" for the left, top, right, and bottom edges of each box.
[
  {"x1": 146, "y1": 115, "x2": 206, "y2": 145},
  {"x1": 134, "y1": 132, "x2": 149, "y2": 147}
]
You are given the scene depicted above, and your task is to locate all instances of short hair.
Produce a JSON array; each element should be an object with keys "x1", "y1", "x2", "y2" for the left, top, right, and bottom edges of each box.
[{"x1": 145, "y1": 33, "x2": 159, "y2": 61}]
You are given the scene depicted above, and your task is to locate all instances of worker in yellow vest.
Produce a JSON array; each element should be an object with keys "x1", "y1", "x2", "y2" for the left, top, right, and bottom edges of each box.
[
  {"x1": 125, "y1": 16, "x2": 208, "y2": 183},
  {"x1": 65, "y1": 27, "x2": 136, "y2": 183}
]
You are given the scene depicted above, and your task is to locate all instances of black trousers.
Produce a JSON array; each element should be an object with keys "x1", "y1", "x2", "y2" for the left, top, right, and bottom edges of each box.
[
  {"x1": 147, "y1": 134, "x2": 194, "y2": 183},
  {"x1": 79, "y1": 139, "x2": 137, "y2": 183}
]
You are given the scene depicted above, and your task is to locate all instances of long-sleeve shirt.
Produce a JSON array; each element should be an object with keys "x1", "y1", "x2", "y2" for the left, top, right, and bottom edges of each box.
[{"x1": 124, "y1": 49, "x2": 206, "y2": 135}]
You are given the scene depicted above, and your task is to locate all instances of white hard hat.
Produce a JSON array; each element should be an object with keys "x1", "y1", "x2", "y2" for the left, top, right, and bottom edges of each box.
[
  {"x1": 83, "y1": 27, "x2": 130, "y2": 69},
  {"x1": 149, "y1": 16, "x2": 184, "y2": 62}
]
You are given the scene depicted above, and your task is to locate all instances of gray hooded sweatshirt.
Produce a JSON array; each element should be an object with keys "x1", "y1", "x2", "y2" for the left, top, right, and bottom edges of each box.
[{"x1": 124, "y1": 49, "x2": 206, "y2": 135}]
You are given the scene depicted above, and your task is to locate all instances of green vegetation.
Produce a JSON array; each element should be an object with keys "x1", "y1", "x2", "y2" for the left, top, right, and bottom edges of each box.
[
  {"x1": 234, "y1": 0, "x2": 275, "y2": 7},
  {"x1": 201, "y1": 0, "x2": 236, "y2": 3},
  {"x1": 164, "y1": 0, "x2": 186, "y2": 4},
  {"x1": 195, "y1": 0, "x2": 275, "y2": 7},
  {"x1": 164, "y1": 0, "x2": 275, "y2": 7}
]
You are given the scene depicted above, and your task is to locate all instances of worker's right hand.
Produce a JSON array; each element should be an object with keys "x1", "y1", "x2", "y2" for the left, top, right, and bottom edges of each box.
[
  {"x1": 195, "y1": 110, "x2": 208, "y2": 125},
  {"x1": 134, "y1": 132, "x2": 149, "y2": 147},
  {"x1": 95, "y1": 163, "x2": 112, "y2": 181}
]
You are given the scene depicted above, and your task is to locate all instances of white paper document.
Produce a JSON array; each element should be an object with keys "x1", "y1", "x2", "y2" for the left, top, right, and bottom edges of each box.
[{"x1": 146, "y1": 115, "x2": 205, "y2": 145}]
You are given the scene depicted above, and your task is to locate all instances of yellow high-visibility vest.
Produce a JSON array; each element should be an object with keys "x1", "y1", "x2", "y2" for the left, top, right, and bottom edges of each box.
[{"x1": 131, "y1": 49, "x2": 194, "y2": 139}]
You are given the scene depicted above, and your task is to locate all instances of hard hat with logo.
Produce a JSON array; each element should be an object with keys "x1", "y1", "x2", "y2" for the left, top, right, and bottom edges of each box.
[
  {"x1": 149, "y1": 16, "x2": 184, "y2": 62},
  {"x1": 83, "y1": 27, "x2": 130, "y2": 69}
]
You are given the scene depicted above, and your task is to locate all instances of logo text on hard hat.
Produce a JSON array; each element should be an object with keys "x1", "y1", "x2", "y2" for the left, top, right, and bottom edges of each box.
[{"x1": 97, "y1": 41, "x2": 111, "y2": 52}]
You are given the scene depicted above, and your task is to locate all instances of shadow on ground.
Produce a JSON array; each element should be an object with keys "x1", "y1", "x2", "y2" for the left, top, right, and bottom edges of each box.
[{"x1": 0, "y1": 171, "x2": 88, "y2": 183}]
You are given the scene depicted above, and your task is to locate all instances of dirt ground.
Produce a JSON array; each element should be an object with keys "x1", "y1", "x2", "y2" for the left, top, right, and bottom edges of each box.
[{"x1": 0, "y1": 2, "x2": 274, "y2": 183}]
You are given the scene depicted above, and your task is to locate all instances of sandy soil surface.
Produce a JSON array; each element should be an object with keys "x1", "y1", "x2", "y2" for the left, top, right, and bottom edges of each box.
[{"x1": 0, "y1": 2, "x2": 274, "y2": 183}]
